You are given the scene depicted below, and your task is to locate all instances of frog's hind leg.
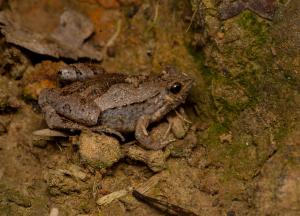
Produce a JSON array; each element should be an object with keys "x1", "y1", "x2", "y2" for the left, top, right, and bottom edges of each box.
[
  {"x1": 42, "y1": 105, "x2": 125, "y2": 140},
  {"x1": 43, "y1": 105, "x2": 86, "y2": 131},
  {"x1": 90, "y1": 126, "x2": 125, "y2": 142}
]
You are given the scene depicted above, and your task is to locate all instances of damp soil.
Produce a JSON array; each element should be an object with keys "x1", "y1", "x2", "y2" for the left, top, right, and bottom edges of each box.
[{"x1": 0, "y1": 0, "x2": 299, "y2": 215}]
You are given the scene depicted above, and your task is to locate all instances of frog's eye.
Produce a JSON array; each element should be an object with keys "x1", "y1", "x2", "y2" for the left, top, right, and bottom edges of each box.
[{"x1": 170, "y1": 82, "x2": 182, "y2": 94}]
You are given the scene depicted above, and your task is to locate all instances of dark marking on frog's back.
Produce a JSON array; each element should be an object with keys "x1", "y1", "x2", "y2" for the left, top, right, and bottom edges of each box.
[{"x1": 60, "y1": 73, "x2": 127, "y2": 98}]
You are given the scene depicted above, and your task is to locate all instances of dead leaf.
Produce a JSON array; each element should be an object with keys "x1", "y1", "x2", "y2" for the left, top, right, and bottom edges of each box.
[{"x1": 0, "y1": 9, "x2": 102, "y2": 60}]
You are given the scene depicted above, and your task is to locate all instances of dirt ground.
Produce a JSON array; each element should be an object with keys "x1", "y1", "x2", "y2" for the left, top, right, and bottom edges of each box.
[{"x1": 0, "y1": 0, "x2": 299, "y2": 215}]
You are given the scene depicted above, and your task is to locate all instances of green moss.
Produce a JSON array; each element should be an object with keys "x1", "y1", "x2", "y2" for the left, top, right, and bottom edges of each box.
[
  {"x1": 274, "y1": 123, "x2": 292, "y2": 142},
  {"x1": 236, "y1": 73, "x2": 258, "y2": 97},
  {"x1": 237, "y1": 11, "x2": 269, "y2": 45},
  {"x1": 186, "y1": 45, "x2": 216, "y2": 83},
  {"x1": 187, "y1": 7, "x2": 299, "y2": 184},
  {"x1": 203, "y1": 122, "x2": 229, "y2": 147}
]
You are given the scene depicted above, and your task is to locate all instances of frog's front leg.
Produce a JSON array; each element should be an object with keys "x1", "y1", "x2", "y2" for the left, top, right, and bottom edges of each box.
[{"x1": 135, "y1": 115, "x2": 172, "y2": 150}]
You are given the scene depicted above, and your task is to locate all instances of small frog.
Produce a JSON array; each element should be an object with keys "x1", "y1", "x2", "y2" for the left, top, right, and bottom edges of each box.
[{"x1": 38, "y1": 64, "x2": 193, "y2": 150}]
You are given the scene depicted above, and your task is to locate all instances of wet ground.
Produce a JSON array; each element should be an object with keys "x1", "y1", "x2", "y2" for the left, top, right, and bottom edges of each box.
[{"x1": 0, "y1": 0, "x2": 299, "y2": 215}]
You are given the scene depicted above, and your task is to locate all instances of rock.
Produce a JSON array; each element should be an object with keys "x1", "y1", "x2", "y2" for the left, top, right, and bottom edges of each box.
[{"x1": 79, "y1": 131, "x2": 123, "y2": 168}]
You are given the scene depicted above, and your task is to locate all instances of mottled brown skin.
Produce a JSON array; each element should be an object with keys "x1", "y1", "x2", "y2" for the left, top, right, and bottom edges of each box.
[{"x1": 39, "y1": 64, "x2": 194, "y2": 150}]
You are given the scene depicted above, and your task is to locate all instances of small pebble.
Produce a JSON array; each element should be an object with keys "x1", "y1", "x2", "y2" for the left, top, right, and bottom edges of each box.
[
  {"x1": 79, "y1": 131, "x2": 122, "y2": 168},
  {"x1": 49, "y1": 207, "x2": 59, "y2": 216}
]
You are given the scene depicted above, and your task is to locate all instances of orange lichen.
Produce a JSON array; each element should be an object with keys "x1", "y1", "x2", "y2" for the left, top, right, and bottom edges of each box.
[
  {"x1": 24, "y1": 61, "x2": 66, "y2": 83},
  {"x1": 23, "y1": 61, "x2": 66, "y2": 99},
  {"x1": 23, "y1": 80, "x2": 56, "y2": 100},
  {"x1": 87, "y1": 8, "x2": 120, "y2": 45}
]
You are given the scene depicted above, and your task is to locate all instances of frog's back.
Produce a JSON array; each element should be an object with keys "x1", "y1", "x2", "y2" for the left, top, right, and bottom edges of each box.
[
  {"x1": 60, "y1": 73, "x2": 127, "y2": 100},
  {"x1": 94, "y1": 80, "x2": 164, "y2": 111},
  {"x1": 95, "y1": 78, "x2": 168, "y2": 132}
]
